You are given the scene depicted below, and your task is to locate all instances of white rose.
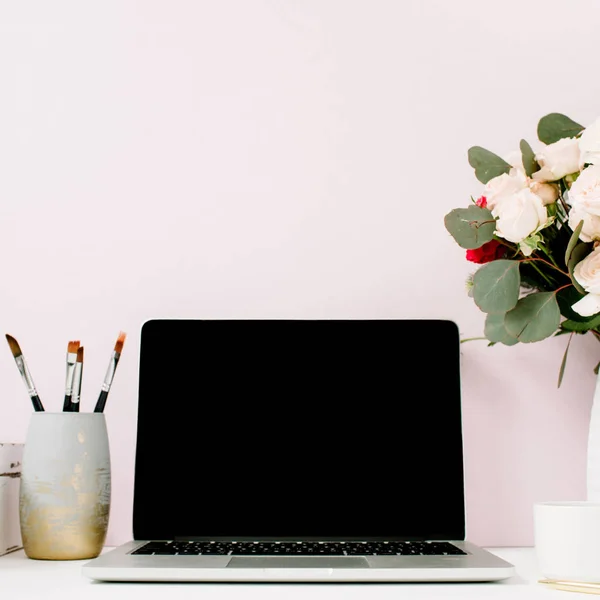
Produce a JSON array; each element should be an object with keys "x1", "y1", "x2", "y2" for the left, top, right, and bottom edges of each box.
[
  {"x1": 568, "y1": 164, "x2": 600, "y2": 216},
  {"x1": 572, "y1": 293, "x2": 600, "y2": 317},
  {"x1": 484, "y1": 162, "x2": 558, "y2": 211},
  {"x1": 574, "y1": 248, "x2": 600, "y2": 293},
  {"x1": 533, "y1": 137, "x2": 581, "y2": 182},
  {"x1": 572, "y1": 247, "x2": 600, "y2": 316},
  {"x1": 529, "y1": 180, "x2": 559, "y2": 205},
  {"x1": 579, "y1": 117, "x2": 600, "y2": 167},
  {"x1": 567, "y1": 205, "x2": 600, "y2": 243},
  {"x1": 492, "y1": 188, "x2": 549, "y2": 245},
  {"x1": 484, "y1": 170, "x2": 528, "y2": 210}
]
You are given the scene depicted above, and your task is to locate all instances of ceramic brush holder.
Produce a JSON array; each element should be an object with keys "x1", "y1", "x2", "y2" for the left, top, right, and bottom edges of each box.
[{"x1": 19, "y1": 412, "x2": 111, "y2": 560}]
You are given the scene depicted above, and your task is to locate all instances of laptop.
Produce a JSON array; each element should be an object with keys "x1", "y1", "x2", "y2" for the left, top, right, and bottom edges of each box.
[{"x1": 82, "y1": 318, "x2": 515, "y2": 583}]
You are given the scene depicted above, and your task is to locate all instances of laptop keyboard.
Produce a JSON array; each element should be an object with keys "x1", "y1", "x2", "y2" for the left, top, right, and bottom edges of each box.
[{"x1": 132, "y1": 541, "x2": 467, "y2": 556}]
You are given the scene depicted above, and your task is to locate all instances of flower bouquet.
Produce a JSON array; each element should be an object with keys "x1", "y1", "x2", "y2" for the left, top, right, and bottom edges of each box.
[{"x1": 444, "y1": 113, "x2": 600, "y2": 385}]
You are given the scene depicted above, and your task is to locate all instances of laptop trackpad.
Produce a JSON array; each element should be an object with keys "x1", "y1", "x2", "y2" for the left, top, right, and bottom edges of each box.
[{"x1": 227, "y1": 557, "x2": 369, "y2": 569}]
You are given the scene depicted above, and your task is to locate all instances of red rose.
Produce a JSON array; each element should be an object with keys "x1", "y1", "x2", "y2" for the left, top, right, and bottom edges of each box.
[
  {"x1": 476, "y1": 196, "x2": 487, "y2": 208},
  {"x1": 466, "y1": 239, "x2": 505, "y2": 264}
]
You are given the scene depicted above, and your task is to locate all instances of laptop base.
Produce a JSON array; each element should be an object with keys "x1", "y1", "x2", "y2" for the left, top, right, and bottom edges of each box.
[{"x1": 82, "y1": 541, "x2": 516, "y2": 582}]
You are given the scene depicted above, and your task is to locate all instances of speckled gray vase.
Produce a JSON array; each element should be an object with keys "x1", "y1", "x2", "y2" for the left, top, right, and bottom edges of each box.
[{"x1": 19, "y1": 413, "x2": 111, "y2": 560}]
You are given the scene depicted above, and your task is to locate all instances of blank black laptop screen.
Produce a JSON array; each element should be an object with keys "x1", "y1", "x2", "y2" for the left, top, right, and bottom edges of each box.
[{"x1": 133, "y1": 319, "x2": 465, "y2": 542}]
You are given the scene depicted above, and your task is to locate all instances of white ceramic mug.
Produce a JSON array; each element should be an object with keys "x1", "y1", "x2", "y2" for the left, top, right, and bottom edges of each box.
[
  {"x1": 19, "y1": 412, "x2": 111, "y2": 560},
  {"x1": 534, "y1": 501, "x2": 600, "y2": 582}
]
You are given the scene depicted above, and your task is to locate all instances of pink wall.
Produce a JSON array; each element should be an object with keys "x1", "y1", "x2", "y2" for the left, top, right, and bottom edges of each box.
[{"x1": 1, "y1": 0, "x2": 600, "y2": 548}]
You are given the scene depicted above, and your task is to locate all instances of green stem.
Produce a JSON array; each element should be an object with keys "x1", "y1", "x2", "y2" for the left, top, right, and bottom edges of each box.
[
  {"x1": 522, "y1": 256, "x2": 569, "y2": 278},
  {"x1": 538, "y1": 242, "x2": 562, "y2": 272},
  {"x1": 460, "y1": 337, "x2": 488, "y2": 343},
  {"x1": 525, "y1": 259, "x2": 555, "y2": 287},
  {"x1": 558, "y1": 179, "x2": 571, "y2": 215},
  {"x1": 553, "y1": 283, "x2": 572, "y2": 295}
]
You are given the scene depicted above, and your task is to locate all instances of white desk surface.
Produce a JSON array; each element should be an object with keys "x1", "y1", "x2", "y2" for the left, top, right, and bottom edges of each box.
[{"x1": 0, "y1": 547, "x2": 565, "y2": 599}]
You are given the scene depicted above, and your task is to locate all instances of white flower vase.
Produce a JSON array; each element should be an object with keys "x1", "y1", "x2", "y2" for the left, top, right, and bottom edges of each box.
[{"x1": 588, "y1": 371, "x2": 600, "y2": 502}]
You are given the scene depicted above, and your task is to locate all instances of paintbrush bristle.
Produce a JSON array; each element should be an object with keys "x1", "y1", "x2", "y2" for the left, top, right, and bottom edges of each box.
[
  {"x1": 76, "y1": 346, "x2": 84, "y2": 362},
  {"x1": 68, "y1": 340, "x2": 80, "y2": 353},
  {"x1": 5, "y1": 334, "x2": 22, "y2": 358},
  {"x1": 114, "y1": 331, "x2": 126, "y2": 354}
]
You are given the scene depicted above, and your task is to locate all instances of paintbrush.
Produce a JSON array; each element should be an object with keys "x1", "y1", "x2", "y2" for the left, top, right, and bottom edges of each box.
[
  {"x1": 94, "y1": 331, "x2": 126, "y2": 413},
  {"x1": 5, "y1": 334, "x2": 44, "y2": 412},
  {"x1": 70, "y1": 346, "x2": 84, "y2": 412},
  {"x1": 62, "y1": 340, "x2": 80, "y2": 412},
  {"x1": 539, "y1": 578, "x2": 600, "y2": 594}
]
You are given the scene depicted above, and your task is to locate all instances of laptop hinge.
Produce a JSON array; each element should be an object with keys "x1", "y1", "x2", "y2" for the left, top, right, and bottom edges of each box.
[{"x1": 173, "y1": 536, "x2": 452, "y2": 543}]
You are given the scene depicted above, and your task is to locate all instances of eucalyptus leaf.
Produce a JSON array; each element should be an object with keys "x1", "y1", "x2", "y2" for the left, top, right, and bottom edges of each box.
[
  {"x1": 538, "y1": 113, "x2": 584, "y2": 144},
  {"x1": 444, "y1": 206, "x2": 496, "y2": 249},
  {"x1": 468, "y1": 146, "x2": 512, "y2": 184},
  {"x1": 472, "y1": 260, "x2": 520, "y2": 314},
  {"x1": 565, "y1": 220, "x2": 584, "y2": 266},
  {"x1": 568, "y1": 242, "x2": 592, "y2": 295},
  {"x1": 484, "y1": 313, "x2": 519, "y2": 346},
  {"x1": 504, "y1": 292, "x2": 561, "y2": 343},
  {"x1": 520, "y1": 139, "x2": 539, "y2": 178},
  {"x1": 560, "y1": 313, "x2": 600, "y2": 332},
  {"x1": 557, "y1": 333, "x2": 574, "y2": 388}
]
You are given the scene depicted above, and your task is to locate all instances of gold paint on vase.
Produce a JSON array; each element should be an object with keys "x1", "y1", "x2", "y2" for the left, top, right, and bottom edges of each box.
[{"x1": 19, "y1": 499, "x2": 109, "y2": 560}]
